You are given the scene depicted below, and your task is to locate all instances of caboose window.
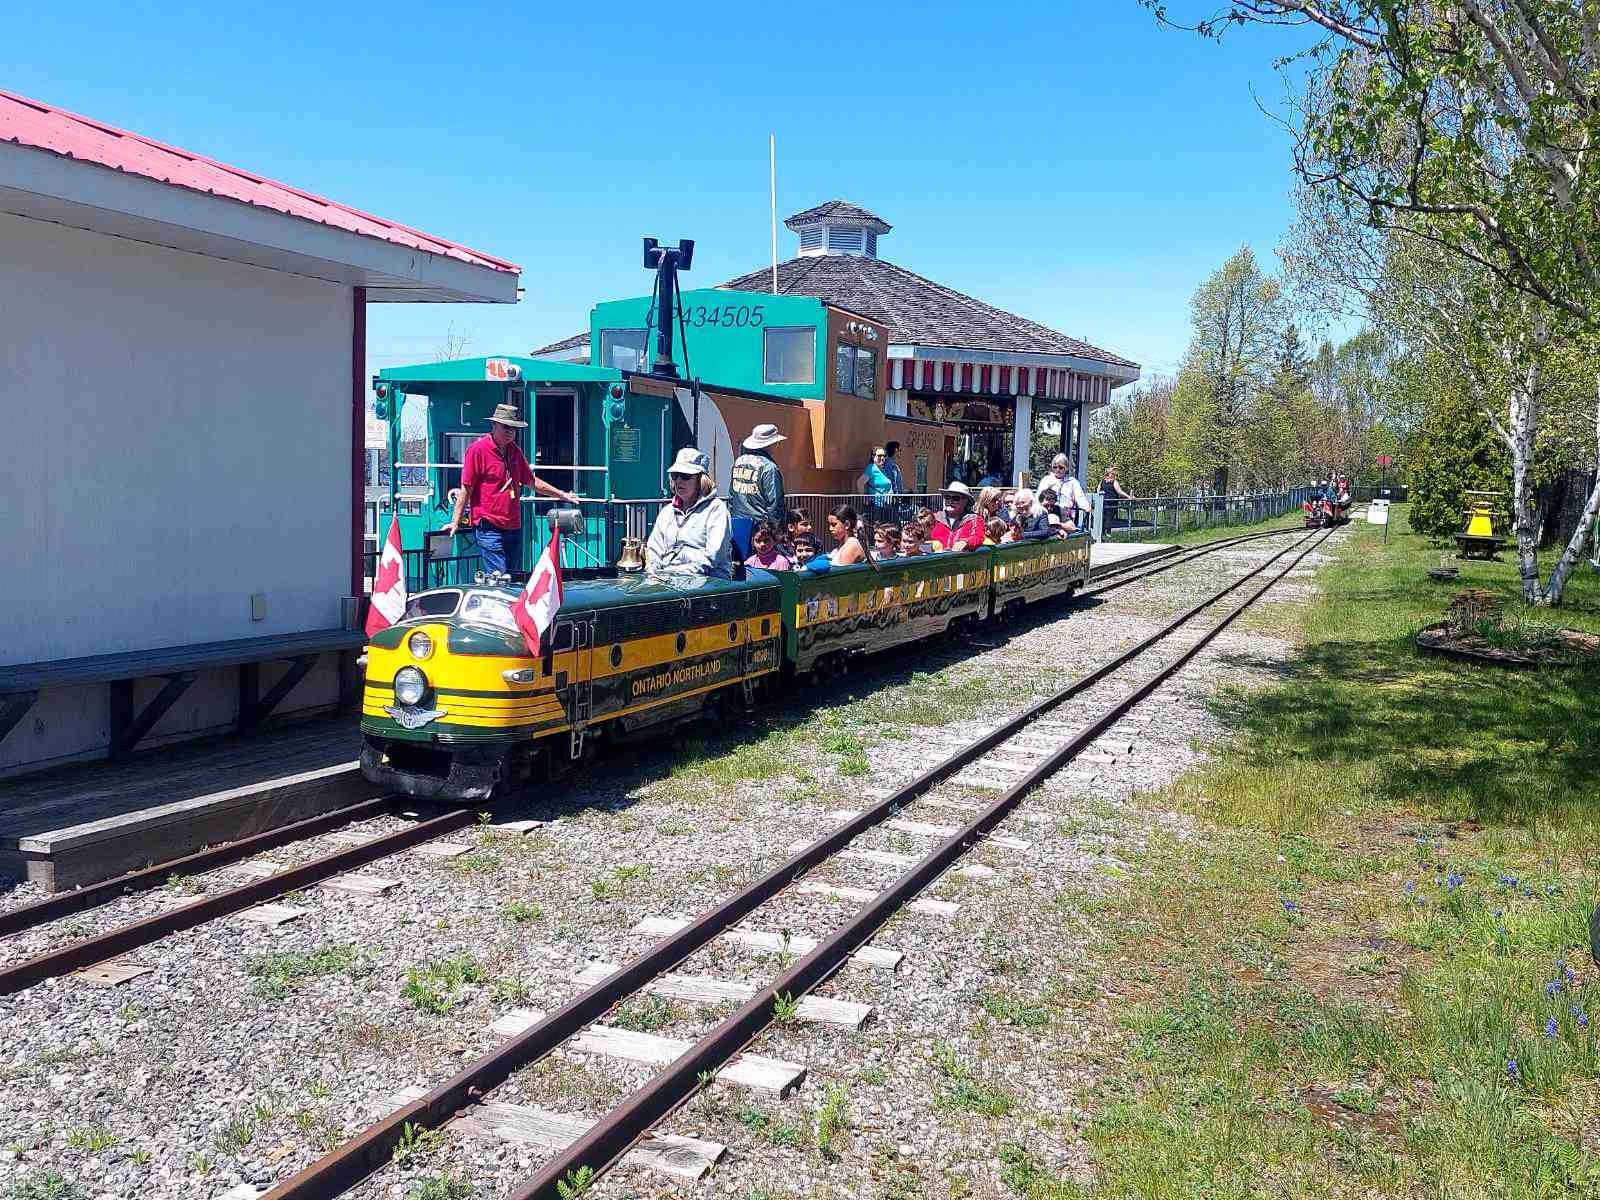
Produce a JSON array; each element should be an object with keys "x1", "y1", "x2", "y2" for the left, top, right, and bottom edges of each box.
[
  {"x1": 599, "y1": 328, "x2": 648, "y2": 372},
  {"x1": 440, "y1": 432, "x2": 474, "y2": 499},
  {"x1": 763, "y1": 327, "x2": 816, "y2": 385}
]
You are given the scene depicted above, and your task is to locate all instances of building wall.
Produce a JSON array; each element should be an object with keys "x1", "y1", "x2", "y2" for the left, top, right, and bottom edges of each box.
[
  {"x1": 0, "y1": 212, "x2": 350, "y2": 775},
  {"x1": 0, "y1": 211, "x2": 353, "y2": 665}
]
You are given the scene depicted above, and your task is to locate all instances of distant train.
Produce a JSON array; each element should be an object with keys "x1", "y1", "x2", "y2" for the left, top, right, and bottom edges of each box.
[{"x1": 359, "y1": 534, "x2": 1091, "y2": 800}]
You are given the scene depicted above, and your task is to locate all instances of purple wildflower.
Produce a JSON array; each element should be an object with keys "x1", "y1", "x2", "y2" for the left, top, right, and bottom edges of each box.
[
  {"x1": 1565, "y1": 964, "x2": 1577, "y2": 985},
  {"x1": 1447, "y1": 873, "x2": 1464, "y2": 889},
  {"x1": 1405, "y1": 881, "x2": 1416, "y2": 895},
  {"x1": 1282, "y1": 900, "x2": 1298, "y2": 915},
  {"x1": 1507, "y1": 1058, "x2": 1520, "y2": 1079},
  {"x1": 1546, "y1": 980, "x2": 1563, "y2": 998},
  {"x1": 1500, "y1": 874, "x2": 1519, "y2": 889},
  {"x1": 1573, "y1": 1008, "x2": 1589, "y2": 1030},
  {"x1": 1546, "y1": 884, "x2": 1560, "y2": 896},
  {"x1": 1547, "y1": 1017, "x2": 1560, "y2": 1039}
]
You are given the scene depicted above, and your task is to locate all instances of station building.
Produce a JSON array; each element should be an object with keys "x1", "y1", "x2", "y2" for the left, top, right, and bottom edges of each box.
[
  {"x1": 0, "y1": 89, "x2": 519, "y2": 777},
  {"x1": 538, "y1": 200, "x2": 1140, "y2": 489}
]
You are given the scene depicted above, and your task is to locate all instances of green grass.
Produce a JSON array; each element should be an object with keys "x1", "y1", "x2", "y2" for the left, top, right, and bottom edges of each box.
[
  {"x1": 245, "y1": 945, "x2": 369, "y2": 1001},
  {"x1": 1052, "y1": 510, "x2": 1600, "y2": 1199},
  {"x1": 3, "y1": 1172, "x2": 86, "y2": 1200},
  {"x1": 400, "y1": 954, "x2": 486, "y2": 1015}
]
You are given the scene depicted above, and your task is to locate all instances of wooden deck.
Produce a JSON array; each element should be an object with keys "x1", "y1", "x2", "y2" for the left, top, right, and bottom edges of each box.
[{"x1": 0, "y1": 716, "x2": 377, "y2": 891}]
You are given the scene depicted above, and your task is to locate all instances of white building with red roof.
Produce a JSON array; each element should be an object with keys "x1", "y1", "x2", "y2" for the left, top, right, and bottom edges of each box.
[{"x1": 0, "y1": 88, "x2": 520, "y2": 776}]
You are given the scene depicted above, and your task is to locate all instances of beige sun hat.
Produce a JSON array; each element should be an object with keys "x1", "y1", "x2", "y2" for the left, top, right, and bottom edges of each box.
[
  {"x1": 667, "y1": 447, "x2": 711, "y2": 477},
  {"x1": 743, "y1": 423, "x2": 787, "y2": 451},
  {"x1": 487, "y1": 403, "x2": 528, "y2": 428},
  {"x1": 940, "y1": 480, "x2": 974, "y2": 501}
]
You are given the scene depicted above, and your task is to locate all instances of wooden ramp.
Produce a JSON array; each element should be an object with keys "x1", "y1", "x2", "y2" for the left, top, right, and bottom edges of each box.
[
  {"x1": 0, "y1": 716, "x2": 376, "y2": 892},
  {"x1": 1088, "y1": 541, "x2": 1175, "y2": 579}
]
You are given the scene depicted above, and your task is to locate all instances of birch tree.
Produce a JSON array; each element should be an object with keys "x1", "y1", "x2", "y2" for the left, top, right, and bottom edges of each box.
[{"x1": 1143, "y1": 0, "x2": 1600, "y2": 604}]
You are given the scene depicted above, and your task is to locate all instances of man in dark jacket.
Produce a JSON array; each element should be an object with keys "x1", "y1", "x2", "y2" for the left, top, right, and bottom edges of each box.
[{"x1": 728, "y1": 424, "x2": 787, "y2": 525}]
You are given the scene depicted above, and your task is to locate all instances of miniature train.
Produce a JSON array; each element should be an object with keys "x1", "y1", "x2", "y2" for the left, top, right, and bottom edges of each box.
[{"x1": 359, "y1": 534, "x2": 1092, "y2": 800}]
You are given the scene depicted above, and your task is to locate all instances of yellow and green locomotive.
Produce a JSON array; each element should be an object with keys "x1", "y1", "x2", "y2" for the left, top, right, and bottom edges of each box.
[{"x1": 359, "y1": 533, "x2": 1089, "y2": 802}]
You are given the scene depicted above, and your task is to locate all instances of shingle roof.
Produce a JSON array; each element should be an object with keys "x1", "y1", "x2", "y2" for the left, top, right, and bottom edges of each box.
[
  {"x1": 0, "y1": 88, "x2": 519, "y2": 274},
  {"x1": 533, "y1": 330, "x2": 593, "y2": 355},
  {"x1": 718, "y1": 256, "x2": 1134, "y2": 366},
  {"x1": 784, "y1": 200, "x2": 891, "y2": 234}
]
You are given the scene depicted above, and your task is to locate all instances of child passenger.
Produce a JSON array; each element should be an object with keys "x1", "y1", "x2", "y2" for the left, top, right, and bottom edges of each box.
[
  {"x1": 871, "y1": 523, "x2": 901, "y2": 561},
  {"x1": 984, "y1": 518, "x2": 1006, "y2": 546},
  {"x1": 898, "y1": 525, "x2": 923, "y2": 557},
  {"x1": 792, "y1": 533, "x2": 821, "y2": 566},
  {"x1": 744, "y1": 520, "x2": 793, "y2": 572},
  {"x1": 784, "y1": 508, "x2": 812, "y2": 554}
]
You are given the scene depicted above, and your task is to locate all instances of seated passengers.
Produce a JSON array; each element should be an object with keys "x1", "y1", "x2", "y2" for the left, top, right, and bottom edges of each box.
[
  {"x1": 828, "y1": 504, "x2": 868, "y2": 565},
  {"x1": 646, "y1": 448, "x2": 733, "y2": 578},
  {"x1": 1008, "y1": 489, "x2": 1052, "y2": 539},
  {"x1": 745, "y1": 519, "x2": 793, "y2": 572},
  {"x1": 898, "y1": 525, "x2": 924, "y2": 557},
  {"x1": 792, "y1": 533, "x2": 821, "y2": 566},
  {"x1": 931, "y1": 482, "x2": 985, "y2": 551},
  {"x1": 871, "y1": 523, "x2": 900, "y2": 561}
]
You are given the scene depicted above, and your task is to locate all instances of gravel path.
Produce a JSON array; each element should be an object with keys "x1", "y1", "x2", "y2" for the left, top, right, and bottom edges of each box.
[{"x1": 0, "y1": 529, "x2": 1338, "y2": 1200}]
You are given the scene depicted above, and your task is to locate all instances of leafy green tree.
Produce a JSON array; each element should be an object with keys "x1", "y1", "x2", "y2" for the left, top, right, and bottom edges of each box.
[
  {"x1": 1146, "y1": 0, "x2": 1600, "y2": 603},
  {"x1": 1406, "y1": 368, "x2": 1508, "y2": 538}
]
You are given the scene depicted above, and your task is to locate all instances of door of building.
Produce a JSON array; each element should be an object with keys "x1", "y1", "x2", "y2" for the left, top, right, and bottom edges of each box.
[{"x1": 533, "y1": 390, "x2": 578, "y2": 497}]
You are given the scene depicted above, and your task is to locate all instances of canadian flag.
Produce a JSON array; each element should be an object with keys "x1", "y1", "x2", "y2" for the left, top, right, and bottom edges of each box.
[
  {"x1": 365, "y1": 517, "x2": 407, "y2": 636},
  {"x1": 514, "y1": 529, "x2": 563, "y2": 655}
]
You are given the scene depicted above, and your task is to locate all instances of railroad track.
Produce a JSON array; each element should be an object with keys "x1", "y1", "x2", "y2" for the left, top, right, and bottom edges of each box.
[
  {"x1": 247, "y1": 525, "x2": 1331, "y2": 1200},
  {"x1": 0, "y1": 524, "x2": 1304, "y2": 969}
]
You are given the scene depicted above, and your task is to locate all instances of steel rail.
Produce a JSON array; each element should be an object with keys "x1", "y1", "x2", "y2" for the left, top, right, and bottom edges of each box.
[
  {"x1": 0, "y1": 795, "x2": 401, "y2": 941},
  {"x1": 260, "y1": 527, "x2": 1327, "y2": 1200},
  {"x1": 1085, "y1": 524, "x2": 1303, "y2": 595},
  {"x1": 506, "y1": 527, "x2": 1333, "y2": 1200},
  {"x1": 0, "y1": 806, "x2": 478, "y2": 996}
]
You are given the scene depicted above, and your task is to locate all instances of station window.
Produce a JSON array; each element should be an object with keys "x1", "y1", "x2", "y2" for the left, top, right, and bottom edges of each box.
[
  {"x1": 599, "y1": 328, "x2": 648, "y2": 372},
  {"x1": 834, "y1": 342, "x2": 855, "y2": 393},
  {"x1": 763, "y1": 327, "x2": 816, "y2": 385},
  {"x1": 853, "y1": 348, "x2": 877, "y2": 400}
]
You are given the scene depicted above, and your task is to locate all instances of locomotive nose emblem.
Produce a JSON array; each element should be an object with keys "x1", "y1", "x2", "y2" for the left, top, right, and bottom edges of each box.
[{"x1": 385, "y1": 705, "x2": 447, "y2": 730}]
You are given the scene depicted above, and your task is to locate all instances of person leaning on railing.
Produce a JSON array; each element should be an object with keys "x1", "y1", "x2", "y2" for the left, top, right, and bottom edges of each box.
[{"x1": 442, "y1": 402, "x2": 578, "y2": 576}]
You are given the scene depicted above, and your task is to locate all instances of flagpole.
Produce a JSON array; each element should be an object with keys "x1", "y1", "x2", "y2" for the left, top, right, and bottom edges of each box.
[{"x1": 769, "y1": 133, "x2": 778, "y2": 295}]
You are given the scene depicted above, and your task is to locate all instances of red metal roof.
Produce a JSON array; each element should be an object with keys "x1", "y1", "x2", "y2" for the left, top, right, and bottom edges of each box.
[{"x1": 0, "y1": 88, "x2": 520, "y2": 274}]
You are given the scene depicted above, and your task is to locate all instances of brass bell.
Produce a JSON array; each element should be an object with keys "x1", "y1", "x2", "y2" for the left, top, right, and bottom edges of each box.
[{"x1": 616, "y1": 537, "x2": 645, "y2": 572}]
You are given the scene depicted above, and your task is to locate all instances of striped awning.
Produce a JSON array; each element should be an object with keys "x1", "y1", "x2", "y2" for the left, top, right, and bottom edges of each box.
[{"x1": 888, "y1": 357, "x2": 1113, "y2": 405}]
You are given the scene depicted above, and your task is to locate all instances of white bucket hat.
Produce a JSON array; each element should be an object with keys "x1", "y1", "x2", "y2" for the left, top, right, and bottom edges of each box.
[
  {"x1": 743, "y1": 423, "x2": 787, "y2": 451},
  {"x1": 940, "y1": 480, "x2": 973, "y2": 502},
  {"x1": 667, "y1": 447, "x2": 711, "y2": 477}
]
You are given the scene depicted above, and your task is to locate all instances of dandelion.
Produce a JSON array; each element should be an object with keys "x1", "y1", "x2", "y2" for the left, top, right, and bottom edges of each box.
[
  {"x1": 1507, "y1": 1058, "x2": 1520, "y2": 1080},
  {"x1": 1547, "y1": 1017, "x2": 1560, "y2": 1039}
]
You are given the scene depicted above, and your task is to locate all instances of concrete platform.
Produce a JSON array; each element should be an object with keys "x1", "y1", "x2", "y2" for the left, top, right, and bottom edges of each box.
[
  {"x1": 1089, "y1": 541, "x2": 1175, "y2": 579},
  {"x1": 0, "y1": 716, "x2": 377, "y2": 892}
]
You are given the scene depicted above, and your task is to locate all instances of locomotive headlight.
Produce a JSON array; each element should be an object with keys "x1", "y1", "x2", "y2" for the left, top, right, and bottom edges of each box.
[
  {"x1": 393, "y1": 666, "x2": 428, "y2": 706},
  {"x1": 407, "y1": 630, "x2": 434, "y2": 660}
]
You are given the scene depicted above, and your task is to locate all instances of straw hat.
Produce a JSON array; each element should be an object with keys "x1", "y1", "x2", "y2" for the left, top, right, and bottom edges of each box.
[
  {"x1": 487, "y1": 403, "x2": 528, "y2": 428},
  {"x1": 667, "y1": 447, "x2": 711, "y2": 477},
  {"x1": 940, "y1": 480, "x2": 973, "y2": 502},
  {"x1": 743, "y1": 424, "x2": 787, "y2": 451}
]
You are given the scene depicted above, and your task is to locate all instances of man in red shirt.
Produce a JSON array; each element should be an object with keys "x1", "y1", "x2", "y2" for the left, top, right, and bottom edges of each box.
[
  {"x1": 929, "y1": 481, "x2": 985, "y2": 551},
  {"x1": 443, "y1": 403, "x2": 578, "y2": 575}
]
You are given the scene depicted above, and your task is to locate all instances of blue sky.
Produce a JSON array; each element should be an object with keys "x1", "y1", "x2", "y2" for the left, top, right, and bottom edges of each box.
[{"x1": 5, "y1": 1, "x2": 1321, "y2": 383}]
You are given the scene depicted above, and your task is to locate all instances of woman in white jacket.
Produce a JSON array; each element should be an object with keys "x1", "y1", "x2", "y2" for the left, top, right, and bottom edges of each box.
[{"x1": 646, "y1": 448, "x2": 734, "y2": 579}]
